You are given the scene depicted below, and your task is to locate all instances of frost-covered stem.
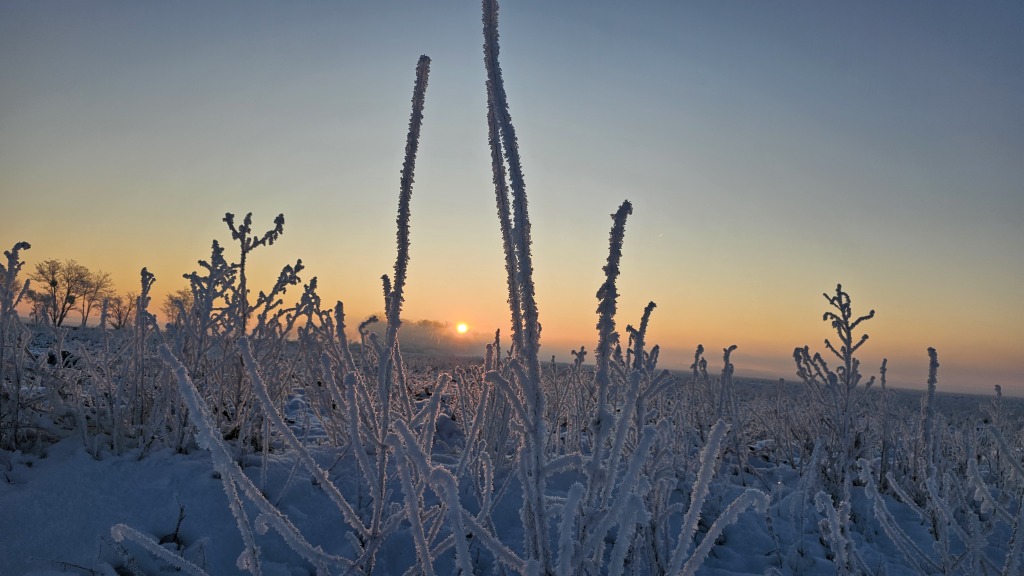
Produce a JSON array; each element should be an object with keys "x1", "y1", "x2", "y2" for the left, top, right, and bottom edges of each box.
[
  {"x1": 669, "y1": 420, "x2": 728, "y2": 574},
  {"x1": 239, "y1": 339, "x2": 368, "y2": 538},
  {"x1": 111, "y1": 524, "x2": 210, "y2": 576},
  {"x1": 394, "y1": 419, "x2": 528, "y2": 573},
  {"x1": 388, "y1": 433, "x2": 435, "y2": 576},
  {"x1": 717, "y1": 345, "x2": 737, "y2": 420},
  {"x1": 796, "y1": 284, "x2": 876, "y2": 503},
  {"x1": 0, "y1": 242, "x2": 31, "y2": 449},
  {"x1": 1002, "y1": 496, "x2": 1024, "y2": 576},
  {"x1": 823, "y1": 284, "x2": 874, "y2": 394},
  {"x1": 599, "y1": 366, "x2": 643, "y2": 508},
  {"x1": 966, "y1": 438, "x2": 1013, "y2": 524},
  {"x1": 594, "y1": 201, "x2": 632, "y2": 411},
  {"x1": 392, "y1": 338, "x2": 415, "y2": 421},
  {"x1": 484, "y1": 370, "x2": 530, "y2": 424},
  {"x1": 924, "y1": 474, "x2": 971, "y2": 548},
  {"x1": 988, "y1": 425, "x2": 1024, "y2": 483},
  {"x1": 342, "y1": 370, "x2": 384, "y2": 513},
  {"x1": 680, "y1": 489, "x2": 769, "y2": 576},
  {"x1": 159, "y1": 345, "x2": 262, "y2": 575},
  {"x1": 919, "y1": 347, "x2": 939, "y2": 480},
  {"x1": 131, "y1": 268, "x2": 158, "y2": 430},
  {"x1": 859, "y1": 459, "x2": 940, "y2": 574},
  {"x1": 483, "y1": 3, "x2": 550, "y2": 567},
  {"x1": 556, "y1": 483, "x2": 585, "y2": 575},
  {"x1": 455, "y1": 382, "x2": 491, "y2": 481},
  {"x1": 332, "y1": 301, "x2": 358, "y2": 376},
  {"x1": 431, "y1": 467, "x2": 474, "y2": 575},
  {"x1": 572, "y1": 426, "x2": 658, "y2": 567},
  {"x1": 222, "y1": 212, "x2": 285, "y2": 334},
  {"x1": 161, "y1": 344, "x2": 353, "y2": 573},
  {"x1": 586, "y1": 201, "x2": 633, "y2": 514},
  {"x1": 0, "y1": 242, "x2": 30, "y2": 323},
  {"x1": 371, "y1": 54, "x2": 430, "y2": 544},
  {"x1": 631, "y1": 301, "x2": 656, "y2": 370},
  {"x1": 483, "y1": 0, "x2": 540, "y2": 380},
  {"x1": 486, "y1": 65, "x2": 523, "y2": 354},
  {"x1": 720, "y1": 345, "x2": 748, "y2": 485},
  {"x1": 877, "y1": 358, "x2": 891, "y2": 491},
  {"x1": 607, "y1": 495, "x2": 643, "y2": 576},
  {"x1": 378, "y1": 53, "x2": 430, "y2": 417},
  {"x1": 815, "y1": 492, "x2": 854, "y2": 576},
  {"x1": 409, "y1": 374, "x2": 451, "y2": 434}
]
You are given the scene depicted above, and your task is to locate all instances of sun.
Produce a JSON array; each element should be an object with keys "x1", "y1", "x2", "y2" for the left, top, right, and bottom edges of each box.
[{"x1": 456, "y1": 322, "x2": 468, "y2": 334}]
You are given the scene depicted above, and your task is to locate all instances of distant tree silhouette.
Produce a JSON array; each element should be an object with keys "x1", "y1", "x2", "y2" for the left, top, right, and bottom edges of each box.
[
  {"x1": 28, "y1": 259, "x2": 90, "y2": 326},
  {"x1": 161, "y1": 287, "x2": 194, "y2": 327},
  {"x1": 78, "y1": 269, "x2": 115, "y2": 327},
  {"x1": 107, "y1": 291, "x2": 138, "y2": 329}
]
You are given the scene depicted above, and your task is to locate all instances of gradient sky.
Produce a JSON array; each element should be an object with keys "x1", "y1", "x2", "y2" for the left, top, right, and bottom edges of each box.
[{"x1": 2, "y1": 1, "x2": 1022, "y2": 394}]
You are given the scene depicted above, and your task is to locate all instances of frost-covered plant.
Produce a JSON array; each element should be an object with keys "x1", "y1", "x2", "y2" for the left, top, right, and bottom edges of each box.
[
  {"x1": 584, "y1": 200, "x2": 633, "y2": 513},
  {"x1": 145, "y1": 54, "x2": 439, "y2": 575},
  {"x1": 162, "y1": 343, "x2": 356, "y2": 575},
  {"x1": 814, "y1": 491, "x2": 863, "y2": 575},
  {"x1": 222, "y1": 212, "x2": 285, "y2": 334},
  {"x1": 354, "y1": 52, "x2": 432, "y2": 563},
  {"x1": 110, "y1": 523, "x2": 210, "y2": 576},
  {"x1": 155, "y1": 210, "x2": 312, "y2": 456},
  {"x1": 857, "y1": 348, "x2": 1024, "y2": 574},
  {"x1": 481, "y1": 0, "x2": 552, "y2": 568},
  {"x1": 794, "y1": 284, "x2": 878, "y2": 504},
  {"x1": 120, "y1": 268, "x2": 165, "y2": 452},
  {"x1": 874, "y1": 358, "x2": 893, "y2": 491},
  {"x1": 666, "y1": 420, "x2": 770, "y2": 576},
  {"x1": 0, "y1": 241, "x2": 32, "y2": 449}
]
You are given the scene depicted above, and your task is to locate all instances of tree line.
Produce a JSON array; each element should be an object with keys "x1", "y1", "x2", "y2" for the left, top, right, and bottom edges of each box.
[{"x1": 26, "y1": 258, "x2": 189, "y2": 329}]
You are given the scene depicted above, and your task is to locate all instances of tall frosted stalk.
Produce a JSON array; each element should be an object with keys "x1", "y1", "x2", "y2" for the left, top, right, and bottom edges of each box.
[
  {"x1": 483, "y1": 0, "x2": 540, "y2": 379},
  {"x1": 378, "y1": 54, "x2": 430, "y2": 410},
  {"x1": 485, "y1": 72, "x2": 522, "y2": 357},
  {"x1": 0, "y1": 242, "x2": 31, "y2": 450},
  {"x1": 483, "y1": 0, "x2": 550, "y2": 568},
  {"x1": 374, "y1": 53, "x2": 431, "y2": 544},
  {"x1": 586, "y1": 200, "x2": 632, "y2": 512}
]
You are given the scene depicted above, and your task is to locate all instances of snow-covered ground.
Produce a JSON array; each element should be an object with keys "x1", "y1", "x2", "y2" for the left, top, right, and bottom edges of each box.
[{"x1": 2, "y1": 325, "x2": 1020, "y2": 575}]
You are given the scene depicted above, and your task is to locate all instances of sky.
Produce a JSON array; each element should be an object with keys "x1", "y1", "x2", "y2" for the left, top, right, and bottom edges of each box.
[{"x1": 2, "y1": 1, "x2": 1022, "y2": 394}]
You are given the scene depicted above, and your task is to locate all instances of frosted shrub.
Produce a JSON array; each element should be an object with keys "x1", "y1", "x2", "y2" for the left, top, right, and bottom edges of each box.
[
  {"x1": 793, "y1": 284, "x2": 879, "y2": 504},
  {"x1": 481, "y1": 9, "x2": 770, "y2": 564},
  {"x1": 153, "y1": 210, "x2": 312, "y2": 456},
  {"x1": 482, "y1": 0, "x2": 551, "y2": 568},
  {"x1": 856, "y1": 349, "x2": 1024, "y2": 574},
  {"x1": 146, "y1": 53, "x2": 437, "y2": 575},
  {"x1": 222, "y1": 212, "x2": 286, "y2": 333},
  {"x1": 2, "y1": 242, "x2": 139, "y2": 453},
  {"x1": 0, "y1": 242, "x2": 33, "y2": 450}
]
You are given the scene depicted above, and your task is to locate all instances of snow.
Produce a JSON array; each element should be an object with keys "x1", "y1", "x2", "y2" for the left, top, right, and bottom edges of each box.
[
  {"x1": 0, "y1": 439, "x2": 244, "y2": 575},
  {"x1": 3, "y1": 351, "x2": 1020, "y2": 576}
]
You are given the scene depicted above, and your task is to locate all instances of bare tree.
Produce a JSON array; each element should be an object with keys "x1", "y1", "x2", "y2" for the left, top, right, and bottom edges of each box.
[
  {"x1": 28, "y1": 259, "x2": 90, "y2": 327},
  {"x1": 79, "y1": 269, "x2": 115, "y2": 327},
  {"x1": 107, "y1": 291, "x2": 138, "y2": 329},
  {"x1": 28, "y1": 297, "x2": 48, "y2": 325},
  {"x1": 161, "y1": 288, "x2": 194, "y2": 327}
]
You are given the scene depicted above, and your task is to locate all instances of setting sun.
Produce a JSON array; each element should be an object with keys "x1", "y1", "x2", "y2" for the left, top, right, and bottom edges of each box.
[{"x1": 456, "y1": 322, "x2": 468, "y2": 334}]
